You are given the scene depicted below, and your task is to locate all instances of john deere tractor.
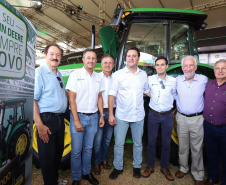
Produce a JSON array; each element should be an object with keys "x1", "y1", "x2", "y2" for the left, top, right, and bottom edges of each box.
[{"x1": 0, "y1": 98, "x2": 31, "y2": 168}]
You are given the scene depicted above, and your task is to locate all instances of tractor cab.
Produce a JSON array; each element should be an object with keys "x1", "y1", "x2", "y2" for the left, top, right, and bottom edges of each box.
[{"x1": 99, "y1": 6, "x2": 214, "y2": 79}]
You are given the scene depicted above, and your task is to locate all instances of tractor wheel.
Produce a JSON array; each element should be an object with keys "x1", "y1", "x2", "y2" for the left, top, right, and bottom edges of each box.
[
  {"x1": 32, "y1": 118, "x2": 71, "y2": 169},
  {"x1": 8, "y1": 126, "x2": 31, "y2": 161}
]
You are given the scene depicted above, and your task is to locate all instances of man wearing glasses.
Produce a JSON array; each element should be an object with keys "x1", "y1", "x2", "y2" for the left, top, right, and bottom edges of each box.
[
  {"x1": 175, "y1": 56, "x2": 208, "y2": 185},
  {"x1": 142, "y1": 56, "x2": 176, "y2": 181},
  {"x1": 33, "y1": 43, "x2": 67, "y2": 185},
  {"x1": 66, "y1": 49, "x2": 105, "y2": 185}
]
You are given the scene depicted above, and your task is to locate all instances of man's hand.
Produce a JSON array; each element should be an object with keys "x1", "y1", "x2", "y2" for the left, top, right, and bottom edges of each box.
[
  {"x1": 74, "y1": 120, "x2": 83, "y2": 132},
  {"x1": 99, "y1": 116, "x2": 105, "y2": 127},
  {"x1": 37, "y1": 124, "x2": 51, "y2": 143},
  {"x1": 108, "y1": 114, "x2": 116, "y2": 126}
]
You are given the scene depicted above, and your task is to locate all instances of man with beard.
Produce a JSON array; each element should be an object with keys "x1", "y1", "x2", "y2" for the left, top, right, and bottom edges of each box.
[
  {"x1": 175, "y1": 56, "x2": 208, "y2": 185},
  {"x1": 108, "y1": 47, "x2": 149, "y2": 179},
  {"x1": 34, "y1": 43, "x2": 67, "y2": 185}
]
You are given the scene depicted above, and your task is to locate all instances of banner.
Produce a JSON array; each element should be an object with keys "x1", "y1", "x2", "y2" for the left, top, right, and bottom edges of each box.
[{"x1": 0, "y1": 0, "x2": 37, "y2": 185}]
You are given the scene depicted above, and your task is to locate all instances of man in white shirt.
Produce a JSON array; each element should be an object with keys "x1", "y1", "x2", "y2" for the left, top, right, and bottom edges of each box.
[
  {"x1": 93, "y1": 54, "x2": 115, "y2": 175},
  {"x1": 66, "y1": 49, "x2": 105, "y2": 185},
  {"x1": 175, "y1": 56, "x2": 208, "y2": 185},
  {"x1": 108, "y1": 47, "x2": 149, "y2": 179},
  {"x1": 141, "y1": 56, "x2": 176, "y2": 181}
]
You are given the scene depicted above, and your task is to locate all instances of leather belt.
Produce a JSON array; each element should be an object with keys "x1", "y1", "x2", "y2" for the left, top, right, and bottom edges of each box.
[
  {"x1": 41, "y1": 112, "x2": 64, "y2": 116},
  {"x1": 78, "y1": 112, "x2": 97, "y2": 116},
  {"x1": 149, "y1": 107, "x2": 172, "y2": 115},
  {"x1": 103, "y1": 107, "x2": 116, "y2": 112},
  {"x1": 179, "y1": 111, "x2": 203, "y2": 117}
]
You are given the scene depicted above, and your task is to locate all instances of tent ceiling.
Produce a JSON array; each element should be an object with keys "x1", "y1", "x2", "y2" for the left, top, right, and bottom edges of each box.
[{"x1": 7, "y1": 0, "x2": 226, "y2": 55}]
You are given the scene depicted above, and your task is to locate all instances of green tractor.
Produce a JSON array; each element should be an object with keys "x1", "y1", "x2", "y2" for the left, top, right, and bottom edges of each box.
[{"x1": 0, "y1": 98, "x2": 31, "y2": 168}]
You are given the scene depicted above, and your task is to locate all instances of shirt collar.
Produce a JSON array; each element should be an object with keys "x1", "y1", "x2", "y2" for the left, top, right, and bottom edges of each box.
[
  {"x1": 101, "y1": 71, "x2": 112, "y2": 78},
  {"x1": 44, "y1": 63, "x2": 60, "y2": 76},
  {"x1": 125, "y1": 66, "x2": 140, "y2": 74},
  {"x1": 82, "y1": 66, "x2": 95, "y2": 77},
  {"x1": 156, "y1": 74, "x2": 168, "y2": 81}
]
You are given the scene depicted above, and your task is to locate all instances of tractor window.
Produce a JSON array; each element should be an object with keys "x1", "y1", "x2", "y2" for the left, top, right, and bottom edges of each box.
[
  {"x1": 124, "y1": 22, "x2": 167, "y2": 76},
  {"x1": 17, "y1": 104, "x2": 24, "y2": 121},
  {"x1": 3, "y1": 105, "x2": 15, "y2": 128},
  {"x1": 170, "y1": 23, "x2": 193, "y2": 64}
]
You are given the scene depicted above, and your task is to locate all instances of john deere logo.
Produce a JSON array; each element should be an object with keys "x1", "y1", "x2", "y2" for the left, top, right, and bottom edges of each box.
[
  {"x1": 0, "y1": 3, "x2": 27, "y2": 79},
  {"x1": 77, "y1": 78, "x2": 85, "y2": 81}
]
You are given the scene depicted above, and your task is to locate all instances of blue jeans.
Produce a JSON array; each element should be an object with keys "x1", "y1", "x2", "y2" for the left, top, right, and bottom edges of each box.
[
  {"x1": 147, "y1": 110, "x2": 174, "y2": 169},
  {"x1": 93, "y1": 110, "x2": 114, "y2": 164},
  {"x1": 37, "y1": 113, "x2": 65, "y2": 185},
  {"x1": 113, "y1": 117, "x2": 144, "y2": 170},
  {"x1": 70, "y1": 112, "x2": 98, "y2": 181},
  {"x1": 204, "y1": 120, "x2": 226, "y2": 185}
]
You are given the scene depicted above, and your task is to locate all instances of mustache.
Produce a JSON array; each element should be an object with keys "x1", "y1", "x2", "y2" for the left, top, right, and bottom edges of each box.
[
  {"x1": 184, "y1": 70, "x2": 193, "y2": 73},
  {"x1": 51, "y1": 59, "x2": 58, "y2": 62}
]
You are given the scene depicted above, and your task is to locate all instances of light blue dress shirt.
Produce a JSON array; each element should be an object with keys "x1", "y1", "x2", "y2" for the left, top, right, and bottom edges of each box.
[
  {"x1": 148, "y1": 74, "x2": 176, "y2": 112},
  {"x1": 176, "y1": 73, "x2": 208, "y2": 114},
  {"x1": 34, "y1": 64, "x2": 67, "y2": 113}
]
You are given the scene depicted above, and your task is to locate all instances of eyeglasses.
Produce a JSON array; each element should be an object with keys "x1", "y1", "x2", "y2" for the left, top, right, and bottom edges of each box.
[
  {"x1": 159, "y1": 80, "x2": 165, "y2": 89},
  {"x1": 56, "y1": 76, "x2": 63, "y2": 88}
]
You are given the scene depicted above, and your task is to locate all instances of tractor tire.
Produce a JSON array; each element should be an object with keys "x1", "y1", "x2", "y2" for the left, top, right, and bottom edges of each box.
[
  {"x1": 8, "y1": 126, "x2": 31, "y2": 161},
  {"x1": 32, "y1": 118, "x2": 71, "y2": 169}
]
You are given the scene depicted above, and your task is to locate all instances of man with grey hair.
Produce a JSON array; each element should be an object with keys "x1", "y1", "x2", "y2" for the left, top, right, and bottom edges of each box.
[
  {"x1": 93, "y1": 54, "x2": 115, "y2": 175},
  {"x1": 203, "y1": 59, "x2": 226, "y2": 185},
  {"x1": 175, "y1": 55, "x2": 208, "y2": 185}
]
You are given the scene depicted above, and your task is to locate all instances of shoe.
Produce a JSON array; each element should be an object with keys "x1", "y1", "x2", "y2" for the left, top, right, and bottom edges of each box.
[
  {"x1": 142, "y1": 167, "x2": 154, "y2": 178},
  {"x1": 133, "y1": 168, "x2": 141, "y2": 178},
  {"x1": 94, "y1": 164, "x2": 101, "y2": 175},
  {"x1": 101, "y1": 161, "x2": 111, "y2": 169},
  {"x1": 160, "y1": 168, "x2": 174, "y2": 181},
  {"x1": 204, "y1": 179, "x2": 219, "y2": 185},
  {"x1": 58, "y1": 179, "x2": 68, "y2": 185},
  {"x1": 195, "y1": 180, "x2": 204, "y2": 185},
  {"x1": 71, "y1": 180, "x2": 79, "y2": 185},
  {"x1": 83, "y1": 173, "x2": 99, "y2": 185},
  {"x1": 109, "y1": 168, "x2": 123, "y2": 180},
  {"x1": 175, "y1": 170, "x2": 187, "y2": 178}
]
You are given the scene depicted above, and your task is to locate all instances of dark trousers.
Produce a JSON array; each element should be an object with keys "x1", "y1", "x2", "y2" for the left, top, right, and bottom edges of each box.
[
  {"x1": 37, "y1": 113, "x2": 65, "y2": 185},
  {"x1": 147, "y1": 110, "x2": 174, "y2": 169},
  {"x1": 204, "y1": 120, "x2": 226, "y2": 184}
]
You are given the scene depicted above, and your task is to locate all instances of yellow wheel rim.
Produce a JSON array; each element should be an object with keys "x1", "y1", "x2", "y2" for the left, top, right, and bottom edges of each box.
[
  {"x1": 16, "y1": 134, "x2": 27, "y2": 155},
  {"x1": 171, "y1": 109, "x2": 179, "y2": 145},
  {"x1": 33, "y1": 119, "x2": 71, "y2": 157}
]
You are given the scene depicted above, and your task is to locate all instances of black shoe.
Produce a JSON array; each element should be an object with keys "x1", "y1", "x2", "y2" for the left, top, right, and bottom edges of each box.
[
  {"x1": 109, "y1": 168, "x2": 123, "y2": 180},
  {"x1": 133, "y1": 168, "x2": 141, "y2": 178},
  {"x1": 83, "y1": 173, "x2": 99, "y2": 185},
  {"x1": 72, "y1": 180, "x2": 79, "y2": 185}
]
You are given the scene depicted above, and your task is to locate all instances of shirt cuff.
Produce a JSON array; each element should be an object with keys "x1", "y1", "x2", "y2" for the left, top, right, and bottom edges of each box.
[{"x1": 109, "y1": 90, "x2": 116, "y2": 97}]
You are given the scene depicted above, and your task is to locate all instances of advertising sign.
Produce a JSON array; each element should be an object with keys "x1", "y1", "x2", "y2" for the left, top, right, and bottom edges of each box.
[{"x1": 0, "y1": 0, "x2": 37, "y2": 185}]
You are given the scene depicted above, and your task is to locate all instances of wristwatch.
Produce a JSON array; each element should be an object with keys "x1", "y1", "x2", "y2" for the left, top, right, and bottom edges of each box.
[{"x1": 100, "y1": 114, "x2": 105, "y2": 117}]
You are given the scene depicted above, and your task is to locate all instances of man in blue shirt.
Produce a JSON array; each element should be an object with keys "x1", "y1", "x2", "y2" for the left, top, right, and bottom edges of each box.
[
  {"x1": 175, "y1": 56, "x2": 208, "y2": 185},
  {"x1": 142, "y1": 56, "x2": 176, "y2": 181},
  {"x1": 34, "y1": 43, "x2": 67, "y2": 185}
]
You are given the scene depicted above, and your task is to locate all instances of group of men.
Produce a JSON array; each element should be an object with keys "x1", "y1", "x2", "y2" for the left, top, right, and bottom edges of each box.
[{"x1": 34, "y1": 43, "x2": 226, "y2": 185}]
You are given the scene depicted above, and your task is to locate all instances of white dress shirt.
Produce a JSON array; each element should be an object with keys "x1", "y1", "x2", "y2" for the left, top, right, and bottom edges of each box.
[
  {"x1": 109, "y1": 67, "x2": 149, "y2": 122},
  {"x1": 66, "y1": 67, "x2": 104, "y2": 113},
  {"x1": 148, "y1": 74, "x2": 176, "y2": 112},
  {"x1": 176, "y1": 73, "x2": 208, "y2": 114},
  {"x1": 100, "y1": 72, "x2": 116, "y2": 108}
]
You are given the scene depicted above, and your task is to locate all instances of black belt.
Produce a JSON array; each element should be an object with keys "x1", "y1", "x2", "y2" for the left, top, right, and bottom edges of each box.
[
  {"x1": 78, "y1": 112, "x2": 97, "y2": 116},
  {"x1": 179, "y1": 111, "x2": 203, "y2": 117},
  {"x1": 149, "y1": 107, "x2": 172, "y2": 115},
  {"x1": 41, "y1": 112, "x2": 64, "y2": 116}
]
